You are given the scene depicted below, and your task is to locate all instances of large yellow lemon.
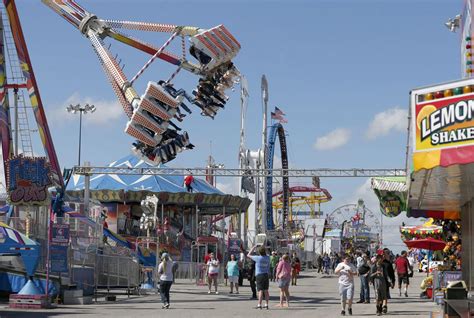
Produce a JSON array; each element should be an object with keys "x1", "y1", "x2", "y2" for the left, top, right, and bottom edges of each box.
[{"x1": 416, "y1": 105, "x2": 437, "y2": 130}]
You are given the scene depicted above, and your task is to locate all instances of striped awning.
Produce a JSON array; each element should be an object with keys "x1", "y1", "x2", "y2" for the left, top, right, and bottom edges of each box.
[{"x1": 371, "y1": 176, "x2": 408, "y2": 192}]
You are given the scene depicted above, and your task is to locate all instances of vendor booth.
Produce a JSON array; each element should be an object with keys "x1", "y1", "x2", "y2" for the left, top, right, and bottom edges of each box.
[
  {"x1": 407, "y1": 78, "x2": 474, "y2": 316},
  {"x1": 408, "y1": 78, "x2": 473, "y2": 291}
]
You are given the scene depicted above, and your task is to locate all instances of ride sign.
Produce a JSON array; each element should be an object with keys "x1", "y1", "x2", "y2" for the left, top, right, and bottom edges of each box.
[
  {"x1": 6, "y1": 156, "x2": 52, "y2": 205},
  {"x1": 52, "y1": 223, "x2": 70, "y2": 246}
]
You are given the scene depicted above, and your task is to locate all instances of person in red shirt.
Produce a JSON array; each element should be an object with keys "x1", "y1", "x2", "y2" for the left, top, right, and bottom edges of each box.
[
  {"x1": 184, "y1": 173, "x2": 194, "y2": 192},
  {"x1": 394, "y1": 250, "x2": 412, "y2": 297}
]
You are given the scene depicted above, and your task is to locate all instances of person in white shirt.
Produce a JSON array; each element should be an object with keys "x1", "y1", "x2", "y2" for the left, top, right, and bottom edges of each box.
[
  {"x1": 206, "y1": 253, "x2": 220, "y2": 294},
  {"x1": 158, "y1": 253, "x2": 174, "y2": 309},
  {"x1": 335, "y1": 256, "x2": 358, "y2": 316}
]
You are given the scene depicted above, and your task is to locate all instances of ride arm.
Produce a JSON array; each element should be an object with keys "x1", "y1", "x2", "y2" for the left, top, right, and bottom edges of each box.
[
  {"x1": 87, "y1": 31, "x2": 137, "y2": 117},
  {"x1": 42, "y1": 0, "x2": 201, "y2": 74},
  {"x1": 107, "y1": 29, "x2": 201, "y2": 74}
]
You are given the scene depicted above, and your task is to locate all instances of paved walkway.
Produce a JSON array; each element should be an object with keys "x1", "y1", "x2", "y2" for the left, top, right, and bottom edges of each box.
[{"x1": 0, "y1": 271, "x2": 440, "y2": 317}]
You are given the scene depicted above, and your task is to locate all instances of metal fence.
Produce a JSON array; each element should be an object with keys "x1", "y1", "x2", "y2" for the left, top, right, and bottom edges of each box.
[
  {"x1": 96, "y1": 254, "x2": 140, "y2": 292},
  {"x1": 171, "y1": 262, "x2": 225, "y2": 285}
]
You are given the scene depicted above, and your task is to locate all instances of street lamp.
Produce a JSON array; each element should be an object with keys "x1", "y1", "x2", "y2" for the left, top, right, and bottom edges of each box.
[{"x1": 66, "y1": 103, "x2": 96, "y2": 165}]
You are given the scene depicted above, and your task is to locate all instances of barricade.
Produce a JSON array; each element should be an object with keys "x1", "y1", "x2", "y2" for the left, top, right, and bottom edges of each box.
[{"x1": 96, "y1": 253, "x2": 140, "y2": 296}]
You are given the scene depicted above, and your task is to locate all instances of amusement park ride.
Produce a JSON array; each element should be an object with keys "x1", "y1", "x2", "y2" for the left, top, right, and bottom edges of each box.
[
  {"x1": 0, "y1": 0, "x2": 408, "y2": 304},
  {"x1": 42, "y1": 0, "x2": 241, "y2": 166}
]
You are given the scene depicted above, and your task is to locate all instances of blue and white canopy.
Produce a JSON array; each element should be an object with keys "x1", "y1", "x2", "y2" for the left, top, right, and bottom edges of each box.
[{"x1": 67, "y1": 154, "x2": 223, "y2": 195}]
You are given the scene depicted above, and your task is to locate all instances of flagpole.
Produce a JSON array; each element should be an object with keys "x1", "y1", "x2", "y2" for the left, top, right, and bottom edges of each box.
[{"x1": 261, "y1": 75, "x2": 268, "y2": 234}]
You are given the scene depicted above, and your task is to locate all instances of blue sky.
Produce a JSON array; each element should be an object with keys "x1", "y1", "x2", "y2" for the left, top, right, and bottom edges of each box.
[{"x1": 6, "y1": 0, "x2": 463, "y2": 250}]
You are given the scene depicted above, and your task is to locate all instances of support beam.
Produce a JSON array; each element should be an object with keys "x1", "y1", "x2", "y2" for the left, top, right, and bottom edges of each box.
[{"x1": 73, "y1": 166, "x2": 406, "y2": 178}]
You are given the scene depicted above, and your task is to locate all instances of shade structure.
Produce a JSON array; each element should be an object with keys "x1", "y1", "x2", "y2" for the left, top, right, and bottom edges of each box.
[
  {"x1": 68, "y1": 154, "x2": 222, "y2": 194},
  {"x1": 404, "y1": 237, "x2": 446, "y2": 251}
]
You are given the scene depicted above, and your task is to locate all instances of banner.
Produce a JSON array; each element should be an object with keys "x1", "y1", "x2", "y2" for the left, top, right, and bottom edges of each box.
[
  {"x1": 6, "y1": 156, "x2": 52, "y2": 205},
  {"x1": 373, "y1": 188, "x2": 406, "y2": 218},
  {"x1": 414, "y1": 93, "x2": 474, "y2": 152},
  {"x1": 50, "y1": 245, "x2": 68, "y2": 273},
  {"x1": 51, "y1": 223, "x2": 69, "y2": 273}
]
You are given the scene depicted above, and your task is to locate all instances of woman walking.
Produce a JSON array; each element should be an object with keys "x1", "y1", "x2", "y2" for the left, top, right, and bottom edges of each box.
[
  {"x1": 158, "y1": 253, "x2": 174, "y2": 309},
  {"x1": 226, "y1": 254, "x2": 240, "y2": 294},
  {"x1": 275, "y1": 254, "x2": 291, "y2": 307},
  {"x1": 206, "y1": 253, "x2": 220, "y2": 294}
]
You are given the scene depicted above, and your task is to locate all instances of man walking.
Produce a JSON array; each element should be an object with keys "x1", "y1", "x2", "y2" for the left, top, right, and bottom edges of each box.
[
  {"x1": 395, "y1": 250, "x2": 412, "y2": 297},
  {"x1": 357, "y1": 254, "x2": 371, "y2": 304},
  {"x1": 335, "y1": 256, "x2": 357, "y2": 316}
]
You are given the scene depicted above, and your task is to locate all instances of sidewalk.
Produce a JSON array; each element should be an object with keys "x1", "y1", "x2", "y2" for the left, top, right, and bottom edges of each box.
[{"x1": 0, "y1": 270, "x2": 440, "y2": 317}]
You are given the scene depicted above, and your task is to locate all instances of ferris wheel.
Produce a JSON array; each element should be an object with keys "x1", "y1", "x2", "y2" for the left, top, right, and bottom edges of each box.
[{"x1": 327, "y1": 199, "x2": 381, "y2": 238}]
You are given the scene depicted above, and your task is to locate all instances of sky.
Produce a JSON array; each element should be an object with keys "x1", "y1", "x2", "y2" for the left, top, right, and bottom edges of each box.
[{"x1": 1, "y1": 0, "x2": 464, "y2": 251}]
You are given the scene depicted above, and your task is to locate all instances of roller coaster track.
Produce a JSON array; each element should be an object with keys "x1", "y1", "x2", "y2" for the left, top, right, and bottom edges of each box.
[{"x1": 266, "y1": 123, "x2": 288, "y2": 231}]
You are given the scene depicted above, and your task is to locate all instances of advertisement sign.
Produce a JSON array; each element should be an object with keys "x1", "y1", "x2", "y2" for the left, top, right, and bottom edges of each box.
[
  {"x1": 414, "y1": 93, "x2": 474, "y2": 152},
  {"x1": 50, "y1": 245, "x2": 68, "y2": 273},
  {"x1": 228, "y1": 238, "x2": 242, "y2": 258},
  {"x1": 373, "y1": 189, "x2": 405, "y2": 218},
  {"x1": 6, "y1": 156, "x2": 52, "y2": 205},
  {"x1": 52, "y1": 223, "x2": 70, "y2": 246}
]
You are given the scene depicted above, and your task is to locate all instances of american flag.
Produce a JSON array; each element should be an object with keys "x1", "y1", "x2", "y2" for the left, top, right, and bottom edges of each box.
[
  {"x1": 274, "y1": 106, "x2": 285, "y2": 116},
  {"x1": 271, "y1": 107, "x2": 287, "y2": 123}
]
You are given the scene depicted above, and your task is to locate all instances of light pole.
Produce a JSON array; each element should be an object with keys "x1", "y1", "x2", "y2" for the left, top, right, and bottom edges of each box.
[
  {"x1": 261, "y1": 75, "x2": 268, "y2": 233},
  {"x1": 66, "y1": 103, "x2": 96, "y2": 165}
]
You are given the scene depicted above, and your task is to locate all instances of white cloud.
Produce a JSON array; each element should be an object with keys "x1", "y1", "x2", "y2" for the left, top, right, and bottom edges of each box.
[
  {"x1": 50, "y1": 92, "x2": 124, "y2": 125},
  {"x1": 314, "y1": 128, "x2": 350, "y2": 150},
  {"x1": 216, "y1": 178, "x2": 240, "y2": 195},
  {"x1": 366, "y1": 107, "x2": 408, "y2": 140}
]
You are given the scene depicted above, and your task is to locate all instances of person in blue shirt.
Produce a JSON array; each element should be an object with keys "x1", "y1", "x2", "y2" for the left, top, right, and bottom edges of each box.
[
  {"x1": 226, "y1": 254, "x2": 240, "y2": 294},
  {"x1": 247, "y1": 245, "x2": 270, "y2": 309}
]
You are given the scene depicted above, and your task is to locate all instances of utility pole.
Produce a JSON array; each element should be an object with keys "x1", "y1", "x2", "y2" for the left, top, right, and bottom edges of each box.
[{"x1": 261, "y1": 75, "x2": 269, "y2": 233}]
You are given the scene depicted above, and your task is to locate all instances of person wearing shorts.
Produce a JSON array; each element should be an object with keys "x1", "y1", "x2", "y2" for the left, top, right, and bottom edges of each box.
[
  {"x1": 247, "y1": 245, "x2": 270, "y2": 309},
  {"x1": 206, "y1": 253, "x2": 220, "y2": 294},
  {"x1": 335, "y1": 256, "x2": 357, "y2": 316},
  {"x1": 395, "y1": 250, "x2": 412, "y2": 297},
  {"x1": 275, "y1": 254, "x2": 292, "y2": 307},
  {"x1": 226, "y1": 254, "x2": 240, "y2": 294}
]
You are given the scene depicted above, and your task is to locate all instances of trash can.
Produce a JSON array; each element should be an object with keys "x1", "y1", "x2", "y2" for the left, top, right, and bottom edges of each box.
[{"x1": 444, "y1": 281, "x2": 467, "y2": 316}]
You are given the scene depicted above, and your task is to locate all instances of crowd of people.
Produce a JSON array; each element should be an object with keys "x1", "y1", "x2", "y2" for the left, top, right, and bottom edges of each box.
[
  {"x1": 155, "y1": 246, "x2": 304, "y2": 310},
  {"x1": 155, "y1": 246, "x2": 418, "y2": 315},
  {"x1": 333, "y1": 248, "x2": 414, "y2": 316}
]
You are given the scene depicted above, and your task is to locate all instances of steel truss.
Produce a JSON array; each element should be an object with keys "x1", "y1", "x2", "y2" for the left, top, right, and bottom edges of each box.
[{"x1": 72, "y1": 166, "x2": 406, "y2": 178}]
